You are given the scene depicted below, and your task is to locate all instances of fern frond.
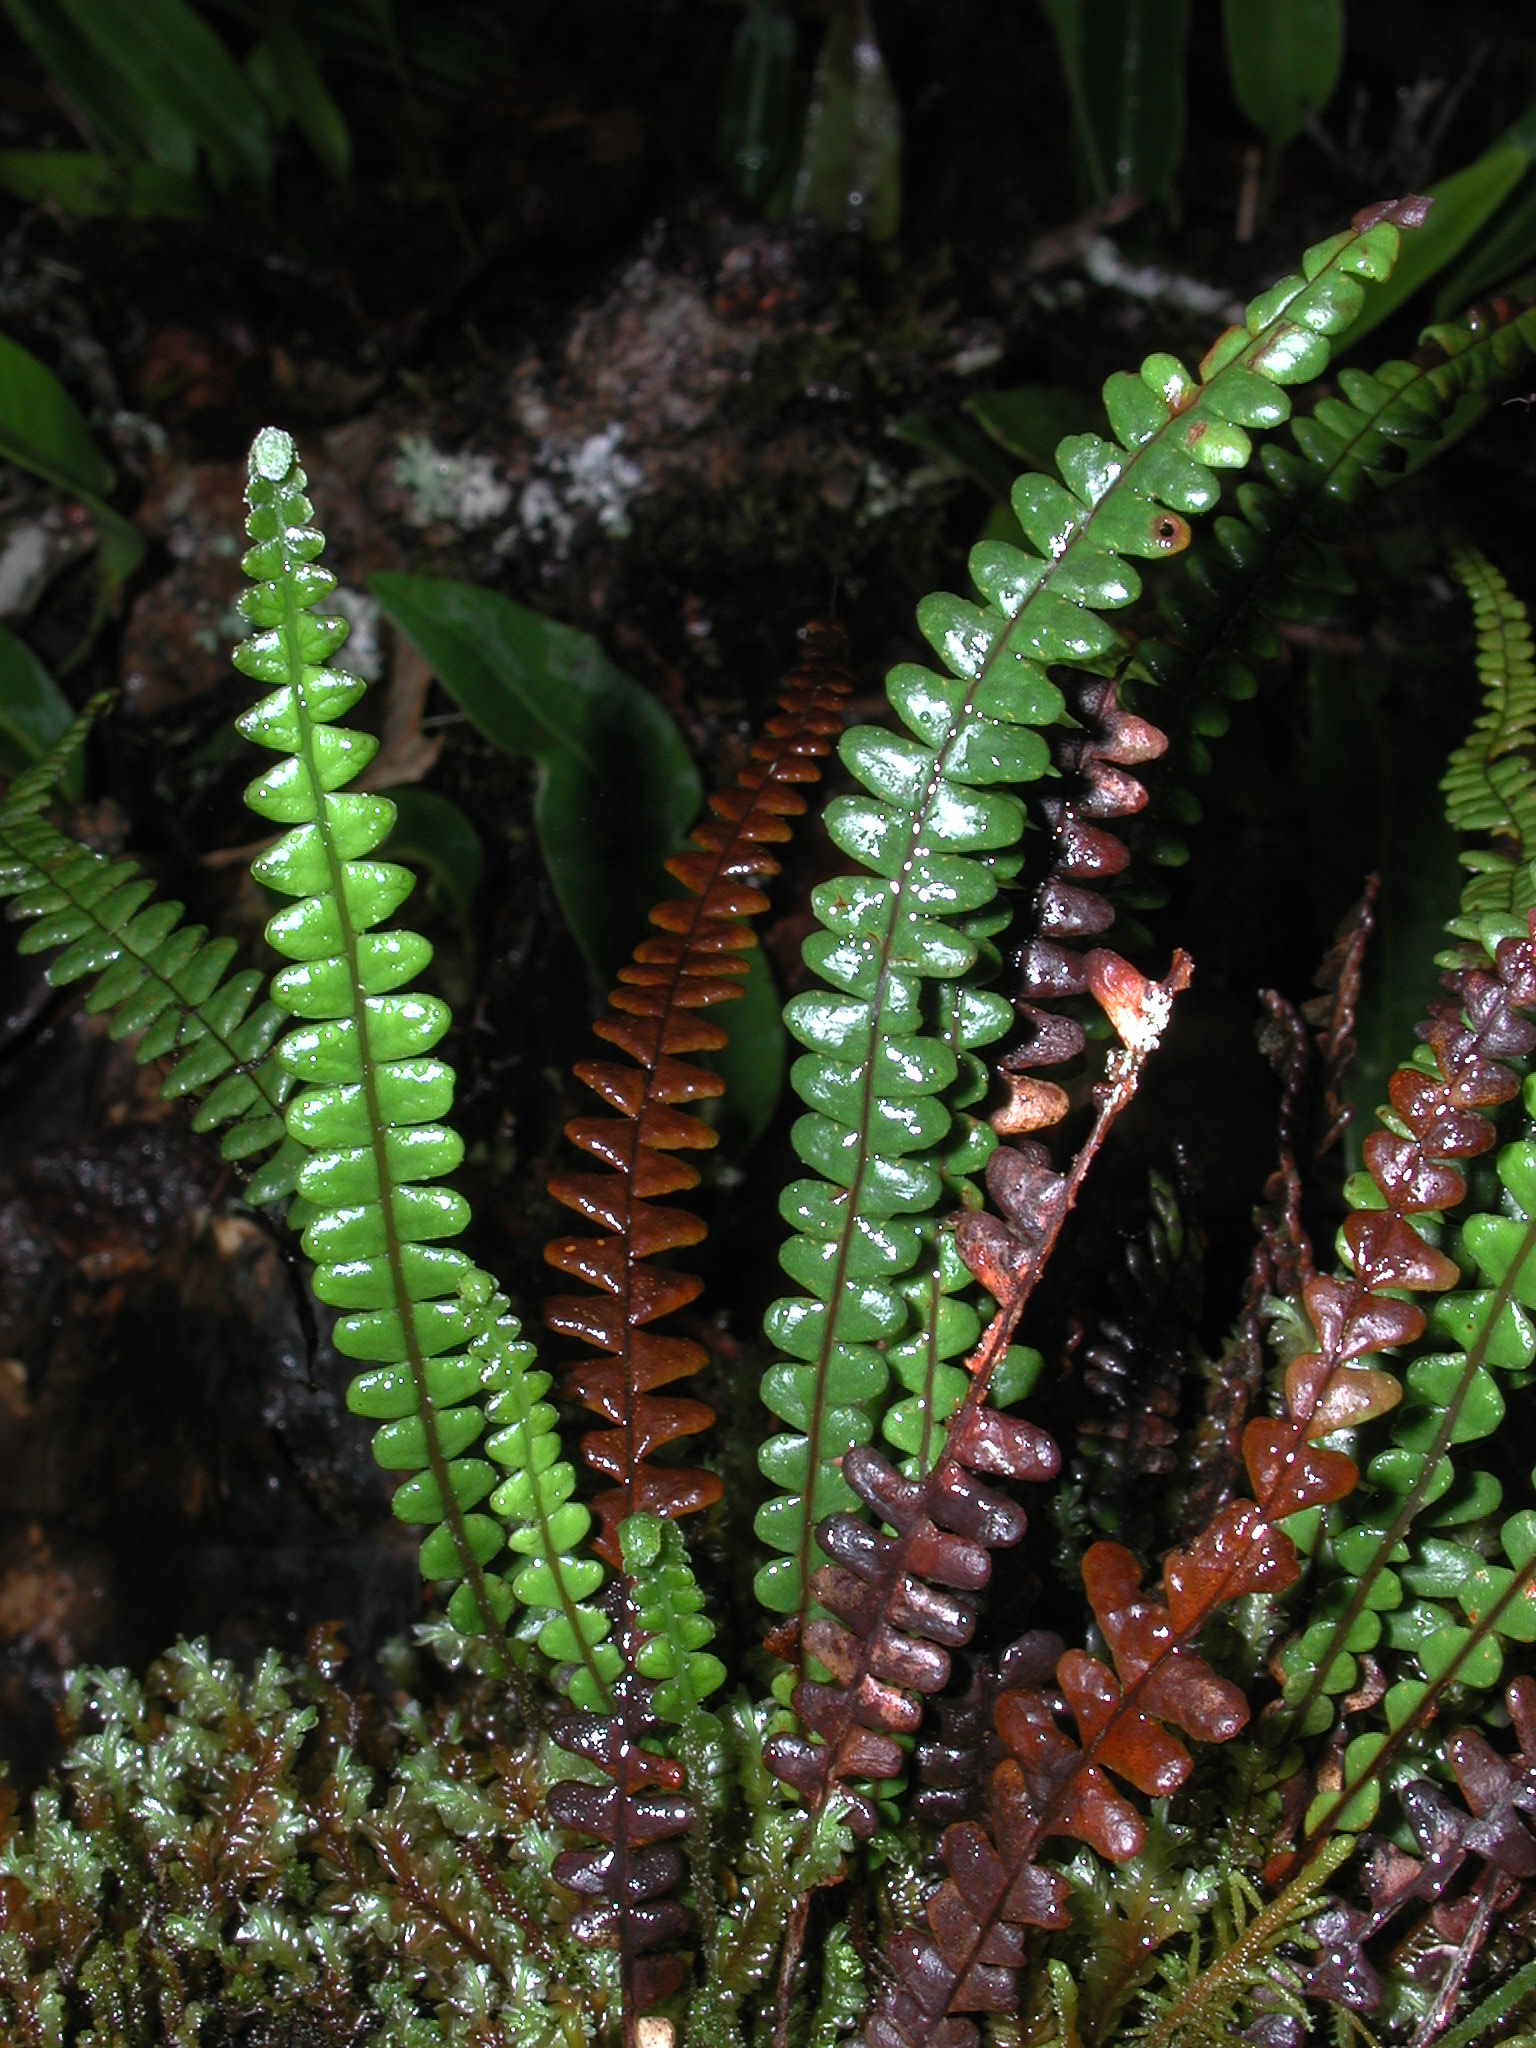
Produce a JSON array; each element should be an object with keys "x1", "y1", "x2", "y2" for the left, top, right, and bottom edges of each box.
[
  {"x1": 1132, "y1": 1836, "x2": 1356, "y2": 2048},
  {"x1": 546, "y1": 622, "x2": 852, "y2": 1566},
  {"x1": 1442, "y1": 546, "x2": 1536, "y2": 948},
  {"x1": 758, "y1": 203, "x2": 1424, "y2": 1666},
  {"x1": 1266, "y1": 554, "x2": 1536, "y2": 1768},
  {"x1": 1128, "y1": 291, "x2": 1536, "y2": 895},
  {"x1": 769, "y1": 954, "x2": 1187, "y2": 1847},
  {"x1": 1265, "y1": 932, "x2": 1536, "y2": 1770},
  {"x1": 233, "y1": 427, "x2": 622, "y2": 1709},
  {"x1": 0, "y1": 700, "x2": 304, "y2": 1200}
]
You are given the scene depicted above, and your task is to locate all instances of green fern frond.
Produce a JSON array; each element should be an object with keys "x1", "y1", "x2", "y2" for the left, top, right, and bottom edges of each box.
[
  {"x1": 0, "y1": 696, "x2": 305, "y2": 1200},
  {"x1": 757, "y1": 206, "x2": 1421, "y2": 1648},
  {"x1": 1264, "y1": 554, "x2": 1536, "y2": 1813},
  {"x1": 618, "y1": 1514, "x2": 725, "y2": 1728},
  {"x1": 1441, "y1": 545, "x2": 1536, "y2": 946},
  {"x1": 1130, "y1": 298, "x2": 1536, "y2": 896},
  {"x1": 233, "y1": 427, "x2": 611, "y2": 1697},
  {"x1": 475, "y1": 1295, "x2": 618, "y2": 1712}
]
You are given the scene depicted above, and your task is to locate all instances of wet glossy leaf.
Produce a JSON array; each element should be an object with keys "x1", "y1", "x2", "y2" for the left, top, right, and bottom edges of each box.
[
  {"x1": 1222, "y1": 0, "x2": 1344, "y2": 151},
  {"x1": 792, "y1": 0, "x2": 901, "y2": 244},
  {"x1": 373, "y1": 574, "x2": 700, "y2": 982},
  {"x1": 1037, "y1": 0, "x2": 1192, "y2": 205}
]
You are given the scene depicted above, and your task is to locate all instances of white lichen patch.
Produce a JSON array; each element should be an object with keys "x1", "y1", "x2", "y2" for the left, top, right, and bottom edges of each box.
[
  {"x1": 0, "y1": 521, "x2": 53, "y2": 617},
  {"x1": 1122, "y1": 980, "x2": 1176, "y2": 1052},
  {"x1": 393, "y1": 436, "x2": 512, "y2": 530},
  {"x1": 504, "y1": 421, "x2": 645, "y2": 560}
]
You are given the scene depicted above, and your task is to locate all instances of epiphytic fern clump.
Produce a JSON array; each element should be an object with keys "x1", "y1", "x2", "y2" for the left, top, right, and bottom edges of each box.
[{"x1": 11, "y1": 196, "x2": 1536, "y2": 2048}]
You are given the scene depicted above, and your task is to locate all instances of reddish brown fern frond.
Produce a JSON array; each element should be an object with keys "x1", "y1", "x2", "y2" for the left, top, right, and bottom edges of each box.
[
  {"x1": 870, "y1": 937, "x2": 1536, "y2": 2048},
  {"x1": 996, "y1": 673, "x2": 1167, "y2": 1137},
  {"x1": 548, "y1": 1665, "x2": 693, "y2": 2020},
  {"x1": 869, "y1": 1493, "x2": 1296, "y2": 2048},
  {"x1": 544, "y1": 623, "x2": 853, "y2": 1565},
  {"x1": 1243, "y1": 931, "x2": 1536, "y2": 1546}
]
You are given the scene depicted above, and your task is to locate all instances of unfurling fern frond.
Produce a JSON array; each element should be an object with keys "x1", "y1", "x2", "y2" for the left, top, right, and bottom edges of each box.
[{"x1": 546, "y1": 622, "x2": 852, "y2": 1566}]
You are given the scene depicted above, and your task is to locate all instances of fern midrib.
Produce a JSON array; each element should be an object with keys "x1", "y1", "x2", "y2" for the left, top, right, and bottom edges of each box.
[
  {"x1": 1279, "y1": 1112, "x2": 1536, "y2": 1743},
  {"x1": 278, "y1": 564, "x2": 515, "y2": 1679},
  {"x1": 0, "y1": 814, "x2": 290, "y2": 1126}
]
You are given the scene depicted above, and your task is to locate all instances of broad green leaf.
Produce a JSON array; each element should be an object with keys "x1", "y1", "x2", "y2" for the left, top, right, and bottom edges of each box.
[
  {"x1": 1036, "y1": 0, "x2": 1192, "y2": 205},
  {"x1": 1222, "y1": 0, "x2": 1344, "y2": 152},
  {"x1": 1343, "y1": 142, "x2": 1532, "y2": 351},
  {"x1": 893, "y1": 410, "x2": 1019, "y2": 502},
  {"x1": 0, "y1": 625, "x2": 80, "y2": 794},
  {"x1": 696, "y1": 940, "x2": 785, "y2": 1158},
  {"x1": 0, "y1": 151, "x2": 203, "y2": 218},
  {"x1": 247, "y1": 0, "x2": 352, "y2": 186},
  {"x1": 0, "y1": 328, "x2": 143, "y2": 602},
  {"x1": 53, "y1": 0, "x2": 273, "y2": 198},
  {"x1": 372, "y1": 573, "x2": 701, "y2": 983},
  {"x1": 965, "y1": 385, "x2": 1103, "y2": 473},
  {"x1": 1, "y1": 0, "x2": 197, "y2": 168},
  {"x1": 792, "y1": 0, "x2": 901, "y2": 244},
  {"x1": 0, "y1": 328, "x2": 115, "y2": 504},
  {"x1": 719, "y1": 0, "x2": 798, "y2": 208},
  {"x1": 380, "y1": 786, "x2": 484, "y2": 957}
]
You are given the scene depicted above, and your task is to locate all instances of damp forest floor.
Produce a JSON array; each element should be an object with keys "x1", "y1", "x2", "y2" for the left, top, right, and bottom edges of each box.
[{"x1": 1, "y1": 0, "x2": 1535, "y2": 1773}]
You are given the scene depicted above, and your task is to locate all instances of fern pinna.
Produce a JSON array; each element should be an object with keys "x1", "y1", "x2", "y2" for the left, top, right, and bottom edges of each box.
[{"x1": 545, "y1": 623, "x2": 852, "y2": 1566}]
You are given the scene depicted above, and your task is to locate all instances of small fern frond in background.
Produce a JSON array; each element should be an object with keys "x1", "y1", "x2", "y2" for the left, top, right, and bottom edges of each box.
[
  {"x1": 0, "y1": 698, "x2": 306, "y2": 1201},
  {"x1": 545, "y1": 620, "x2": 852, "y2": 1566},
  {"x1": 1442, "y1": 544, "x2": 1536, "y2": 947}
]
